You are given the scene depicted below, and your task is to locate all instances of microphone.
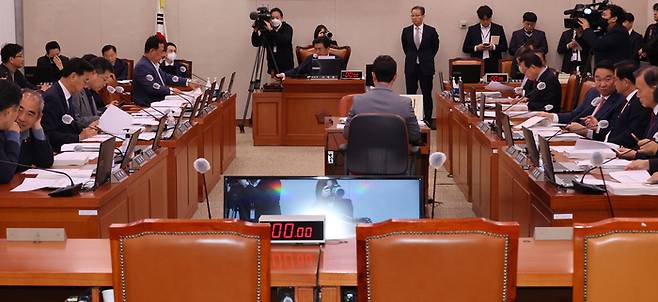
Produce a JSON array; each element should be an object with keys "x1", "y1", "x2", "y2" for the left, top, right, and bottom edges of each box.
[
  {"x1": 573, "y1": 97, "x2": 603, "y2": 122},
  {"x1": 428, "y1": 152, "x2": 447, "y2": 219},
  {"x1": 596, "y1": 120, "x2": 609, "y2": 134},
  {"x1": 0, "y1": 159, "x2": 82, "y2": 197},
  {"x1": 573, "y1": 151, "x2": 615, "y2": 217},
  {"x1": 544, "y1": 104, "x2": 554, "y2": 112},
  {"x1": 193, "y1": 158, "x2": 212, "y2": 219}
]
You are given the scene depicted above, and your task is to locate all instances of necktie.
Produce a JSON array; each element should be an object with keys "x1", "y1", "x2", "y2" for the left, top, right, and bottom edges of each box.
[
  {"x1": 647, "y1": 112, "x2": 657, "y2": 138},
  {"x1": 591, "y1": 97, "x2": 607, "y2": 117},
  {"x1": 414, "y1": 27, "x2": 421, "y2": 49}
]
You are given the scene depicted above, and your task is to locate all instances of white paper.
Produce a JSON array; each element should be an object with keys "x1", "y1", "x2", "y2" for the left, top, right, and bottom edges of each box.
[
  {"x1": 61, "y1": 143, "x2": 101, "y2": 152},
  {"x1": 484, "y1": 81, "x2": 514, "y2": 92},
  {"x1": 551, "y1": 146, "x2": 616, "y2": 159},
  {"x1": 576, "y1": 159, "x2": 630, "y2": 169},
  {"x1": 117, "y1": 80, "x2": 132, "y2": 84},
  {"x1": 10, "y1": 177, "x2": 92, "y2": 192},
  {"x1": 609, "y1": 170, "x2": 651, "y2": 184},
  {"x1": 607, "y1": 182, "x2": 658, "y2": 195},
  {"x1": 491, "y1": 35, "x2": 500, "y2": 45},
  {"x1": 514, "y1": 116, "x2": 548, "y2": 130},
  {"x1": 574, "y1": 139, "x2": 617, "y2": 150},
  {"x1": 23, "y1": 169, "x2": 93, "y2": 179},
  {"x1": 582, "y1": 175, "x2": 605, "y2": 186},
  {"x1": 501, "y1": 104, "x2": 528, "y2": 111},
  {"x1": 99, "y1": 105, "x2": 134, "y2": 135},
  {"x1": 131, "y1": 118, "x2": 160, "y2": 126},
  {"x1": 53, "y1": 152, "x2": 93, "y2": 166},
  {"x1": 336, "y1": 124, "x2": 345, "y2": 130},
  {"x1": 139, "y1": 132, "x2": 157, "y2": 141}
]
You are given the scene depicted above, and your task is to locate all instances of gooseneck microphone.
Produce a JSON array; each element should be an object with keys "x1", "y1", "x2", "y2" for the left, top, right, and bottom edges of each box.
[
  {"x1": 0, "y1": 160, "x2": 82, "y2": 197},
  {"x1": 573, "y1": 151, "x2": 615, "y2": 217},
  {"x1": 193, "y1": 158, "x2": 212, "y2": 219},
  {"x1": 428, "y1": 152, "x2": 447, "y2": 219}
]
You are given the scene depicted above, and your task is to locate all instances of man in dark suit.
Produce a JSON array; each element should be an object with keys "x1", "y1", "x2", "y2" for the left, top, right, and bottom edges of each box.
[
  {"x1": 276, "y1": 37, "x2": 344, "y2": 78},
  {"x1": 640, "y1": 4, "x2": 658, "y2": 65},
  {"x1": 160, "y1": 42, "x2": 191, "y2": 78},
  {"x1": 462, "y1": 5, "x2": 508, "y2": 73},
  {"x1": 251, "y1": 7, "x2": 294, "y2": 77},
  {"x1": 0, "y1": 43, "x2": 40, "y2": 90},
  {"x1": 225, "y1": 178, "x2": 282, "y2": 222},
  {"x1": 617, "y1": 67, "x2": 658, "y2": 160},
  {"x1": 401, "y1": 5, "x2": 439, "y2": 127},
  {"x1": 577, "y1": 5, "x2": 631, "y2": 65},
  {"x1": 132, "y1": 35, "x2": 198, "y2": 107},
  {"x1": 557, "y1": 28, "x2": 590, "y2": 74},
  {"x1": 41, "y1": 58, "x2": 98, "y2": 151},
  {"x1": 623, "y1": 13, "x2": 644, "y2": 64},
  {"x1": 344, "y1": 55, "x2": 420, "y2": 144},
  {"x1": 0, "y1": 80, "x2": 21, "y2": 183},
  {"x1": 15, "y1": 90, "x2": 53, "y2": 172},
  {"x1": 508, "y1": 12, "x2": 548, "y2": 56},
  {"x1": 101, "y1": 45, "x2": 128, "y2": 81},
  {"x1": 518, "y1": 53, "x2": 560, "y2": 113},
  {"x1": 36, "y1": 41, "x2": 70, "y2": 84}
]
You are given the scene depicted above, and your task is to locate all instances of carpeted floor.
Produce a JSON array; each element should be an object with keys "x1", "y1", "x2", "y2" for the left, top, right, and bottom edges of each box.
[{"x1": 192, "y1": 127, "x2": 475, "y2": 219}]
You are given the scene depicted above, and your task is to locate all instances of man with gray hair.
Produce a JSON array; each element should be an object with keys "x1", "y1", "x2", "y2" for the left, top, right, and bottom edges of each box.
[{"x1": 15, "y1": 89, "x2": 53, "y2": 172}]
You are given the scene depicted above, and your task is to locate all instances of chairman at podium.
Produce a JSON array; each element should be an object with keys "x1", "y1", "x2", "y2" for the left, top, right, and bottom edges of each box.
[{"x1": 276, "y1": 37, "x2": 344, "y2": 79}]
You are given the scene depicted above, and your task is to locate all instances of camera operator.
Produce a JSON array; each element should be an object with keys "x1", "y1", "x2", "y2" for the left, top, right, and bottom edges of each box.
[
  {"x1": 314, "y1": 25, "x2": 338, "y2": 47},
  {"x1": 577, "y1": 4, "x2": 631, "y2": 64},
  {"x1": 251, "y1": 7, "x2": 294, "y2": 77}
]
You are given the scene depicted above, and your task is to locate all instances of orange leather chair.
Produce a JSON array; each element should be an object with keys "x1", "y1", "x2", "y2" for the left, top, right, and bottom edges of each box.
[
  {"x1": 338, "y1": 94, "x2": 356, "y2": 116},
  {"x1": 574, "y1": 218, "x2": 658, "y2": 302},
  {"x1": 357, "y1": 218, "x2": 519, "y2": 302},
  {"x1": 577, "y1": 79, "x2": 596, "y2": 107},
  {"x1": 110, "y1": 219, "x2": 270, "y2": 302},
  {"x1": 499, "y1": 58, "x2": 513, "y2": 75},
  {"x1": 296, "y1": 45, "x2": 352, "y2": 66},
  {"x1": 449, "y1": 57, "x2": 485, "y2": 79},
  {"x1": 562, "y1": 73, "x2": 580, "y2": 111},
  {"x1": 123, "y1": 59, "x2": 134, "y2": 81}
]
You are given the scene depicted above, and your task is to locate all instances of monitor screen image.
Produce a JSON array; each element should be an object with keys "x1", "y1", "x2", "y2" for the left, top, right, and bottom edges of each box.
[{"x1": 223, "y1": 176, "x2": 422, "y2": 239}]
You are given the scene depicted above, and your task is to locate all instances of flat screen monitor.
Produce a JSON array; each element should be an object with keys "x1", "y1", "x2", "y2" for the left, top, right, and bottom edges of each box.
[
  {"x1": 188, "y1": 95, "x2": 202, "y2": 122},
  {"x1": 312, "y1": 58, "x2": 341, "y2": 77},
  {"x1": 469, "y1": 89, "x2": 477, "y2": 116},
  {"x1": 94, "y1": 137, "x2": 115, "y2": 189},
  {"x1": 479, "y1": 94, "x2": 487, "y2": 122},
  {"x1": 365, "y1": 64, "x2": 374, "y2": 86},
  {"x1": 120, "y1": 129, "x2": 141, "y2": 172},
  {"x1": 537, "y1": 135, "x2": 557, "y2": 183},
  {"x1": 451, "y1": 65, "x2": 481, "y2": 84},
  {"x1": 494, "y1": 104, "x2": 504, "y2": 139},
  {"x1": 500, "y1": 112, "x2": 515, "y2": 147},
  {"x1": 223, "y1": 176, "x2": 423, "y2": 239},
  {"x1": 152, "y1": 116, "x2": 167, "y2": 151},
  {"x1": 227, "y1": 71, "x2": 236, "y2": 95},
  {"x1": 216, "y1": 77, "x2": 226, "y2": 99},
  {"x1": 522, "y1": 127, "x2": 540, "y2": 166}
]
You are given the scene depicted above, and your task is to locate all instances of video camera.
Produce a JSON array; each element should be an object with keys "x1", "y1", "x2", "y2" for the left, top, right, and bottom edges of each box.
[
  {"x1": 563, "y1": 0, "x2": 609, "y2": 30},
  {"x1": 250, "y1": 7, "x2": 271, "y2": 31}
]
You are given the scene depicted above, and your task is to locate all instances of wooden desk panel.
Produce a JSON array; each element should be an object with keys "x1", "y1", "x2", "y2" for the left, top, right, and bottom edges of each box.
[
  {"x1": 435, "y1": 94, "x2": 453, "y2": 175},
  {"x1": 253, "y1": 92, "x2": 283, "y2": 145},
  {"x1": 219, "y1": 95, "x2": 237, "y2": 173},
  {"x1": 161, "y1": 126, "x2": 201, "y2": 219},
  {"x1": 197, "y1": 95, "x2": 236, "y2": 195}
]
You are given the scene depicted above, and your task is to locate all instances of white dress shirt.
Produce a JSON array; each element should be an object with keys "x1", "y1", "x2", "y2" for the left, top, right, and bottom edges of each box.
[{"x1": 58, "y1": 80, "x2": 72, "y2": 110}]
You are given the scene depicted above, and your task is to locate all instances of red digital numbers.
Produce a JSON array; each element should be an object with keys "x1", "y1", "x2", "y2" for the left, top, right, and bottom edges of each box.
[{"x1": 270, "y1": 223, "x2": 314, "y2": 239}]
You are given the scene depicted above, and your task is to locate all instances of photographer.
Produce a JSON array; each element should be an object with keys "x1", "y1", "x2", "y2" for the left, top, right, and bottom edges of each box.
[
  {"x1": 251, "y1": 7, "x2": 294, "y2": 77},
  {"x1": 577, "y1": 4, "x2": 631, "y2": 64},
  {"x1": 314, "y1": 25, "x2": 338, "y2": 47}
]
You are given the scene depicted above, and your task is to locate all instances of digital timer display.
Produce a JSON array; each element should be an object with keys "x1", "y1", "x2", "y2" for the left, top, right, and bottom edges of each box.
[
  {"x1": 340, "y1": 70, "x2": 363, "y2": 80},
  {"x1": 259, "y1": 215, "x2": 325, "y2": 244},
  {"x1": 485, "y1": 73, "x2": 509, "y2": 83}
]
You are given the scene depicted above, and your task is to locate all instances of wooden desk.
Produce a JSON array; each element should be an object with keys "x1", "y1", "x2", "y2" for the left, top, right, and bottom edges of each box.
[
  {"x1": 0, "y1": 149, "x2": 169, "y2": 238},
  {"x1": 252, "y1": 79, "x2": 365, "y2": 146},
  {"x1": 323, "y1": 117, "x2": 432, "y2": 203},
  {"x1": 0, "y1": 238, "x2": 572, "y2": 302}
]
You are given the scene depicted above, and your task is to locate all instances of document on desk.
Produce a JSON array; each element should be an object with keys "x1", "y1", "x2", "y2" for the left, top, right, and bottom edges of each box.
[
  {"x1": 501, "y1": 104, "x2": 528, "y2": 111},
  {"x1": 551, "y1": 145, "x2": 616, "y2": 159},
  {"x1": 132, "y1": 118, "x2": 159, "y2": 126},
  {"x1": 23, "y1": 168, "x2": 93, "y2": 179},
  {"x1": 139, "y1": 132, "x2": 157, "y2": 141},
  {"x1": 574, "y1": 139, "x2": 619, "y2": 150},
  {"x1": 53, "y1": 152, "x2": 93, "y2": 166},
  {"x1": 514, "y1": 116, "x2": 548, "y2": 130},
  {"x1": 609, "y1": 170, "x2": 651, "y2": 184},
  {"x1": 607, "y1": 181, "x2": 658, "y2": 195},
  {"x1": 82, "y1": 135, "x2": 113, "y2": 142},
  {"x1": 61, "y1": 143, "x2": 101, "y2": 152},
  {"x1": 99, "y1": 105, "x2": 133, "y2": 135},
  {"x1": 576, "y1": 159, "x2": 630, "y2": 169},
  {"x1": 10, "y1": 177, "x2": 92, "y2": 192},
  {"x1": 484, "y1": 81, "x2": 515, "y2": 92}
]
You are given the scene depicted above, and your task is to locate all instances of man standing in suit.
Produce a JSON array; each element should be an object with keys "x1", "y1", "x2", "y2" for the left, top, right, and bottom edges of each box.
[
  {"x1": 641, "y1": 3, "x2": 658, "y2": 65},
  {"x1": 462, "y1": 5, "x2": 508, "y2": 73},
  {"x1": 251, "y1": 7, "x2": 294, "y2": 77},
  {"x1": 578, "y1": 5, "x2": 631, "y2": 65},
  {"x1": 15, "y1": 89, "x2": 53, "y2": 172},
  {"x1": 41, "y1": 58, "x2": 98, "y2": 151},
  {"x1": 508, "y1": 12, "x2": 548, "y2": 57},
  {"x1": 36, "y1": 41, "x2": 70, "y2": 84},
  {"x1": 623, "y1": 13, "x2": 644, "y2": 64},
  {"x1": 344, "y1": 55, "x2": 420, "y2": 144},
  {"x1": 101, "y1": 45, "x2": 128, "y2": 81},
  {"x1": 518, "y1": 53, "x2": 561, "y2": 113},
  {"x1": 0, "y1": 80, "x2": 22, "y2": 183},
  {"x1": 557, "y1": 28, "x2": 589, "y2": 74},
  {"x1": 132, "y1": 35, "x2": 199, "y2": 106},
  {"x1": 401, "y1": 6, "x2": 439, "y2": 128}
]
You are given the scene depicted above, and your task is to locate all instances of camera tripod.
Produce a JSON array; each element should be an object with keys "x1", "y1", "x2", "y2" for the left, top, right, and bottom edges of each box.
[{"x1": 239, "y1": 31, "x2": 280, "y2": 133}]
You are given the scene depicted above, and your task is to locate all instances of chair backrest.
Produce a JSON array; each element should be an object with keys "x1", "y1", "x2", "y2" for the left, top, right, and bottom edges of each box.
[
  {"x1": 449, "y1": 57, "x2": 485, "y2": 78},
  {"x1": 577, "y1": 79, "x2": 596, "y2": 107},
  {"x1": 338, "y1": 94, "x2": 355, "y2": 116},
  {"x1": 175, "y1": 59, "x2": 193, "y2": 76},
  {"x1": 357, "y1": 218, "x2": 519, "y2": 302},
  {"x1": 346, "y1": 113, "x2": 410, "y2": 175},
  {"x1": 110, "y1": 219, "x2": 270, "y2": 302},
  {"x1": 499, "y1": 58, "x2": 513, "y2": 75},
  {"x1": 124, "y1": 59, "x2": 134, "y2": 81},
  {"x1": 562, "y1": 73, "x2": 580, "y2": 111},
  {"x1": 296, "y1": 45, "x2": 315, "y2": 65},
  {"x1": 573, "y1": 218, "x2": 658, "y2": 302},
  {"x1": 296, "y1": 45, "x2": 351, "y2": 66}
]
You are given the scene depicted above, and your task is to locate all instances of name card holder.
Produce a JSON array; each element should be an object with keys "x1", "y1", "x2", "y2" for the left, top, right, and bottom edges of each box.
[
  {"x1": 132, "y1": 154, "x2": 147, "y2": 169},
  {"x1": 530, "y1": 167, "x2": 544, "y2": 181},
  {"x1": 143, "y1": 148, "x2": 157, "y2": 160},
  {"x1": 111, "y1": 169, "x2": 129, "y2": 184}
]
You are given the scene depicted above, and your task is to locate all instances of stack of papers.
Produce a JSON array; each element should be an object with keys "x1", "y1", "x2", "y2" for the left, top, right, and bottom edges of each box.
[
  {"x1": 139, "y1": 132, "x2": 158, "y2": 141},
  {"x1": 576, "y1": 159, "x2": 630, "y2": 169},
  {"x1": 23, "y1": 169, "x2": 93, "y2": 179},
  {"x1": 609, "y1": 170, "x2": 651, "y2": 184},
  {"x1": 551, "y1": 139, "x2": 618, "y2": 159},
  {"x1": 99, "y1": 105, "x2": 134, "y2": 135},
  {"x1": 10, "y1": 177, "x2": 91, "y2": 192},
  {"x1": 501, "y1": 104, "x2": 528, "y2": 112},
  {"x1": 82, "y1": 135, "x2": 114, "y2": 142},
  {"x1": 53, "y1": 152, "x2": 95, "y2": 166},
  {"x1": 484, "y1": 82, "x2": 514, "y2": 92},
  {"x1": 513, "y1": 116, "x2": 548, "y2": 130}
]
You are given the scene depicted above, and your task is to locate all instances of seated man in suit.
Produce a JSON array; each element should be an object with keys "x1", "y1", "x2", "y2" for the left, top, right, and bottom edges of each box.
[
  {"x1": 132, "y1": 35, "x2": 199, "y2": 106},
  {"x1": 160, "y1": 42, "x2": 190, "y2": 78},
  {"x1": 537, "y1": 61, "x2": 623, "y2": 131},
  {"x1": 70, "y1": 57, "x2": 115, "y2": 127},
  {"x1": 36, "y1": 41, "x2": 70, "y2": 84},
  {"x1": 276, "y1": 37, "x2": 345, "y2": 78},
  {"x1": 0, "y1": 80, "x2": 22, "y2": 183},
  {"x1": 15, "y1": 89, "x2": 53, "y2": 172},
  {"x1": 41, "y1": 58, "x2": 98, "y2": 151},
  {"x1": 618, "y1": 66, "x2": 658, "y2": 160},
  {"x1": 101, "y1": 44, "x2": 128, "y2": 81},
  {"x1": 517, "y1": 52, "x2": 561, "y2": 113},
  {"x1": 508, "y1": 12, "x2": 548, "y2": 57},
  {"x1": 0, "y1": 43, "x2": 42, "y2": 91},
  {"x1": 462, "y1": 5, "x2": 508, "y2": 73},
  {"x1": 343, "y1": 55, "x2": 420, "y2": 144}
]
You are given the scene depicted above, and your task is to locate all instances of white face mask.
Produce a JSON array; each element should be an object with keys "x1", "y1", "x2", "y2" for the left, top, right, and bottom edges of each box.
[
  {"x1": 271, "y1": 18, "x2": 282, "y2": 28},
  {"x1": 167, "y1": 52, "x2": 177, "y2": 61}
]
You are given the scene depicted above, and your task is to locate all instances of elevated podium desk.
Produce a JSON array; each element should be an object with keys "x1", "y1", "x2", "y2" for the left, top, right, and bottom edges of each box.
[
  {"x1": 253, "y1": 79, "x2": 365, "y2": 146},
  {"x1": 0, "y1": 149, "x2": 169, "y2": 238}
]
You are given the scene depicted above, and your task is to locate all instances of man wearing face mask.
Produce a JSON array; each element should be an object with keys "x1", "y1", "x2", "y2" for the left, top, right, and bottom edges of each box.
[
  {"x1": 577, "y1": 4, "x2": 632, "y2": 65},
  {"x1": 251, "y1": 7, "x2": 294, "y2": 77},
  {"x1": 160, "y1": 42, "x2": 190, "y2": 78}
]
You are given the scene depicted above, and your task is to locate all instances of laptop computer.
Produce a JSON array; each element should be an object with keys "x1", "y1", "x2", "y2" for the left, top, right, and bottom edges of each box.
[
  {"x1": 523, "y1": 127, "x2": 583, "y2": 172},
  {"x1": 94, "y1": 137, "x2": 116, "y2": 190},
  {"x1": 537, "y1": 135, "x2": 579, "y2": 188},
  {"x1": 120, "y1": 129, "x2": 142, "y2": 172},
  {"x1": 312, "y1": 57, "x2": 341, "y2": 77}
]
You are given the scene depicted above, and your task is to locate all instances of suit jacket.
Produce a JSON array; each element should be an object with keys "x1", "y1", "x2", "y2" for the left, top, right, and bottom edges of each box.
[
  {"x1": 17, "y1": 128, "x2": 54, "y2": 172},
  {"x1": 0, "y1": 64, "x2": 37, "y2": 90},
  {"x1": 526, "y1": 68, "x2": 561, "y2": 113},
  {"x1": 0, "y1": 131, "x2": 20, "y2": 184},
  {"x1": 644, "y1": 24, "x2": 658, "y2": 65},
  {"x1": 36, "y1": 55, "x2": 69, "y2": 83},
  {"x1": 113, "y1": 58, "x2": 128, "y2": 81},
  {"x1": 160, "y1": 62, "x2": 190, "y2": 79},
  {"x1": 132, "y1": 56, "x2": 189, "y2": 106},
  {"x1": 557, "y1": 29, "x2": 590, "y2": 73},
  {"x1": 283, "y1": 55, "x2": 345, "y2": 76},
  {"x1": 70, "y1": 88, "x2": 100, "y2": 127},
  {"x1": 629, "y1": 30, "x2": 644, "y2": 62},
  {"x1": 557, "y1": 88, "x2": 624, "y2": 124},
  {"x1": 401, "y1": 24, "x2": 440, "y2": 76},
  {"x1": 594, "y1": 93, "x2": 651, "y2": 148},
  {"x1": 462, "y1": 23, "x2": 508, "y2": 61},
  {"x1": 509, "y1": 29, "x2": 548, "y2": 56},
  {"x1": 42, "y1": 82, "x2": 81, "y2": 151},
  {"x1": 344, "y1": 86, "x2": 421, "y2": 144},
  {"x1": 579, "y1": 25, "x2": 631, "y2": 64},
  {"x1": 251, "y1": 22, "x2": 295, "y2": 73}
]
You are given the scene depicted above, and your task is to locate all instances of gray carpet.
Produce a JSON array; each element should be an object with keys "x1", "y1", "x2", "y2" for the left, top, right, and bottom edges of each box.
[{"x1": 193, "y1": 127, "x2": 474, "y2": 219}]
